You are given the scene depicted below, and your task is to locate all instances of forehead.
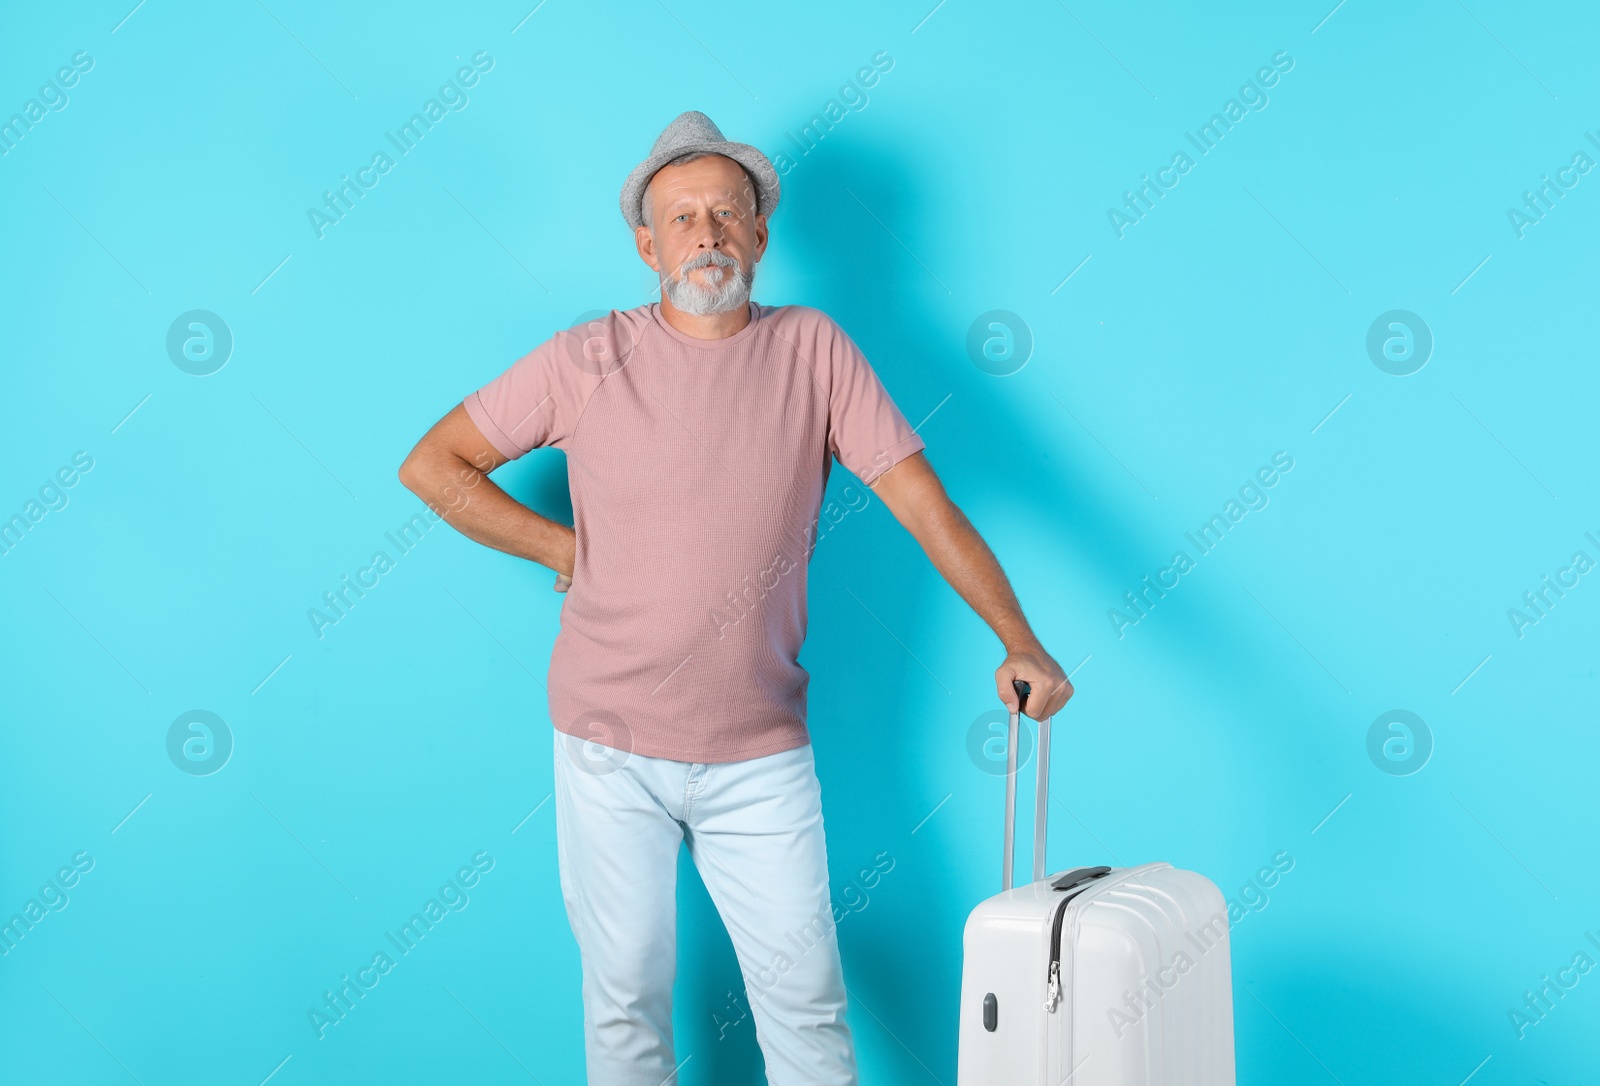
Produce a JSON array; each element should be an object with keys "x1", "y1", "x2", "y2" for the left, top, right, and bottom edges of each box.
[{"x1": 648, "y1": 155, "x2": 755, "y2": 210}]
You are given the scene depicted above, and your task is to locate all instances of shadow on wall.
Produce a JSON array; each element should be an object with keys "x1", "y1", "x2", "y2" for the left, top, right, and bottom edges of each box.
[
  {"x1": 667, "y1": 132, "x2": 1356, "y2": 1082},
  {"x1": 498, "y1": 449, "x2": 573, "y2": 550}
]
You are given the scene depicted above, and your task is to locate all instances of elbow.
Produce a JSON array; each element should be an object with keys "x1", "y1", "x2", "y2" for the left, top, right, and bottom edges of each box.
[
  {"x1": 915, "y1": 492, "x2": 964, "y2": 541},
  {"x1": 397, "y1": 450, "x2": 426, "y2": 494}
]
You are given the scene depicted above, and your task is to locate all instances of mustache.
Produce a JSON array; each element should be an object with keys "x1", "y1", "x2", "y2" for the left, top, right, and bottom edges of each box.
[{"x1": 678, "y1": 251, "x2": 740, "y2": 275}]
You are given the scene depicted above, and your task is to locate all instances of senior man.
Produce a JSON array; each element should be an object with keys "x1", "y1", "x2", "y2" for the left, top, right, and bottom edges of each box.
[{"x1": 399, "y1": 110, "x2": 1071, "y2": 1085}]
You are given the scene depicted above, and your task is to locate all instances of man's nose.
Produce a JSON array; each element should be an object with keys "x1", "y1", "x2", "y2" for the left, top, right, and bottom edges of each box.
[{"x1": 694, "y1": 219, "x2": 728, "y2": 248}]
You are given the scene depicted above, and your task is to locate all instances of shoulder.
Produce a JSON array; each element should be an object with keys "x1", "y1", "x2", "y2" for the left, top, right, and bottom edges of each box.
[
  {"x1": 758, "y1": 303, "x2": 860, "y2": 368},
  {"x1": 557, "y1": 303, "x2": 653, "y2": 347},
  {"x1": 533, "y1": 304, "x2": 651, "y2": 375},
  {"x1": 761, "y1": 302, "x2": 842, "y2": 338}
]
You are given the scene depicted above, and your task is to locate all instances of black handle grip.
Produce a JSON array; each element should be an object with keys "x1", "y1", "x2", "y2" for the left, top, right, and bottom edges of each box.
[
  {"x1": 1051, "y1": 865, "x2": 1111, "y2": 892},
  {"x1": 1013, "y1": 678, "x2": 1031, "y2": 714}
]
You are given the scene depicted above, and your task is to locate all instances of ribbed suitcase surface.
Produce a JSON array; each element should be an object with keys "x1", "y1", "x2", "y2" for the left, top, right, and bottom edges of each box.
[{"x1": 955, "y1": 685, "x2": 1235, "y2": 1085}]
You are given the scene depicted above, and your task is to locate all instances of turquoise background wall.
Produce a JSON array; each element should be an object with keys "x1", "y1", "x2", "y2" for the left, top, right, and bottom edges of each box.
[{"x1": 2, "y1": 0, "x2": 1597, "y2": 1082}]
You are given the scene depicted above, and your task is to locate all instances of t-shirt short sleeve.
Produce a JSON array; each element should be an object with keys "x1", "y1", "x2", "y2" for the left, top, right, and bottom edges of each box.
[
  {"x1": 822, "y1": 316, "x2": 926, "y2": 485},
  {"x1": 462, "y1": 316, "x2": 621, "y2": 460}
]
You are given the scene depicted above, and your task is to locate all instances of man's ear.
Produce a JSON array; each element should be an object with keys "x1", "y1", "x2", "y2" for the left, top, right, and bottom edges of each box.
[
  {"x1": 752, "y1": 214, "x2": 769, "y2": 262},
  {"x1": 635, "y1": 224, "x2": 660, "y2": 272}
]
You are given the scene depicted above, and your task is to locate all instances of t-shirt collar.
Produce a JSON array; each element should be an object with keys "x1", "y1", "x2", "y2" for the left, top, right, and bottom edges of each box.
[{"x1": 649, "y1": 300, "x2": 763, "y2": 350}]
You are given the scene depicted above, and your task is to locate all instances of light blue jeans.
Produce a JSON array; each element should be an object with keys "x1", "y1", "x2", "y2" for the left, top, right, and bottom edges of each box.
[{"x1": 552, "y1": 728, "x2": 859, "y2": 1086}]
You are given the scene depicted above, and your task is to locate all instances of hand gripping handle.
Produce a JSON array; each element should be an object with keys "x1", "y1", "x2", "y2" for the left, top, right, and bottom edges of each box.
[{"x1": 1001, "y1": 679, "x2": 1051, "y2": 892}]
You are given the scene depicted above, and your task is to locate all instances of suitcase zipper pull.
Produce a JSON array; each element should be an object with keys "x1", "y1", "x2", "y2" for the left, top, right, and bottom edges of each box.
[{"x1": 1044, "y1": 960, "x2": 1062, "y2": 1012}]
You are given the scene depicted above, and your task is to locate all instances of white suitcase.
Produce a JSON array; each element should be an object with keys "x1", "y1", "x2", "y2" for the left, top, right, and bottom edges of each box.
[{"x1": 956, "y1": 682, "x2": 1236, "y2": 1085}]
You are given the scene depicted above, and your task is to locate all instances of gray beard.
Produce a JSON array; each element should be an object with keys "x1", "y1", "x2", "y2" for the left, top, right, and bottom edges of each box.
[{"x1": 662, "y1": 255, "x2": 755, "y2": 316}]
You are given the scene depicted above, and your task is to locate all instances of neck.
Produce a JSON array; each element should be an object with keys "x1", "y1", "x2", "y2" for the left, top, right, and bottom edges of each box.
[{"x1": 657, "y1": 295, "x2": 752, "y2": 340}]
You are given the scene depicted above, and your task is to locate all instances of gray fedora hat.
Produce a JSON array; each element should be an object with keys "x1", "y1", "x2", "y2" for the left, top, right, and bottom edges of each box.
[{"x1": 619, "y1": 110, "x2": 779, "y2": 231}]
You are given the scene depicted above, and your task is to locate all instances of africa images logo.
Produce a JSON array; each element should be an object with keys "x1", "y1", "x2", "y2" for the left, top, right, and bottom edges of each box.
[
  {"x1": 1106, "y1": 50, "x2": 1295, "y2": 239},
  {"x1": 305, "y1": 52, "x2": 494, "y2": 239}
]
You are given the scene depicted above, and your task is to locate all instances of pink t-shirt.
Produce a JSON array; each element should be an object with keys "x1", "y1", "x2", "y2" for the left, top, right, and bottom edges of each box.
[{"x1": 462, "y1": 300, "x2": 925, "y2": 763}]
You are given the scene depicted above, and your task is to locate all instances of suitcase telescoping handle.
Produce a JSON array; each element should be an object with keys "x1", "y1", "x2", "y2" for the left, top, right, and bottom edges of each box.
[{"x1": 1001, "y1": 679, "x2": 1051, "y2": 892}]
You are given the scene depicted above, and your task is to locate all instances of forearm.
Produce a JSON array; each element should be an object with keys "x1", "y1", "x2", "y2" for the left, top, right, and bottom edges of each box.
[
  {"x1": 399, "y1": 450, "x2": 575, "y2": 574},
  {"x1": 871, "y1": 452, "x2": 1070, "y2": 715},
  {"x1": 905, "y1": 496, "x2": 1042, "y2": 654}
]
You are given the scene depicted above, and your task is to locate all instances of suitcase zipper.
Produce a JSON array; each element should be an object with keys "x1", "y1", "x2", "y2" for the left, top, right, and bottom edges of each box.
[
  {"x1": 1043, "y1": 869, "x2": 1112, "y2": 1013},
  {"x1": 1044, "y1": 895, "x2": 1072, "y2": 1012}
]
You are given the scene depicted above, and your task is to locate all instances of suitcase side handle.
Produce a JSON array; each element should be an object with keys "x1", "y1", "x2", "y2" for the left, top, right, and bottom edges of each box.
[{"x1": 1001, "y1": 679, "x2": 1052, "y2": 892}]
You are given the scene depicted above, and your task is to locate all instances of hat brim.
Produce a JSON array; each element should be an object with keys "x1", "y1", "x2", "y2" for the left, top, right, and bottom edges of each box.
[{"x1": 620, "y1": 140, "x2": 780, "y2": 231}]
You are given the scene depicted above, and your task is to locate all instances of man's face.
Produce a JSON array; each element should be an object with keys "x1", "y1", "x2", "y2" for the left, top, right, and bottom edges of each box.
[{"x1": 636, "y1": 154, "x2": 768, "y2": 317}]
